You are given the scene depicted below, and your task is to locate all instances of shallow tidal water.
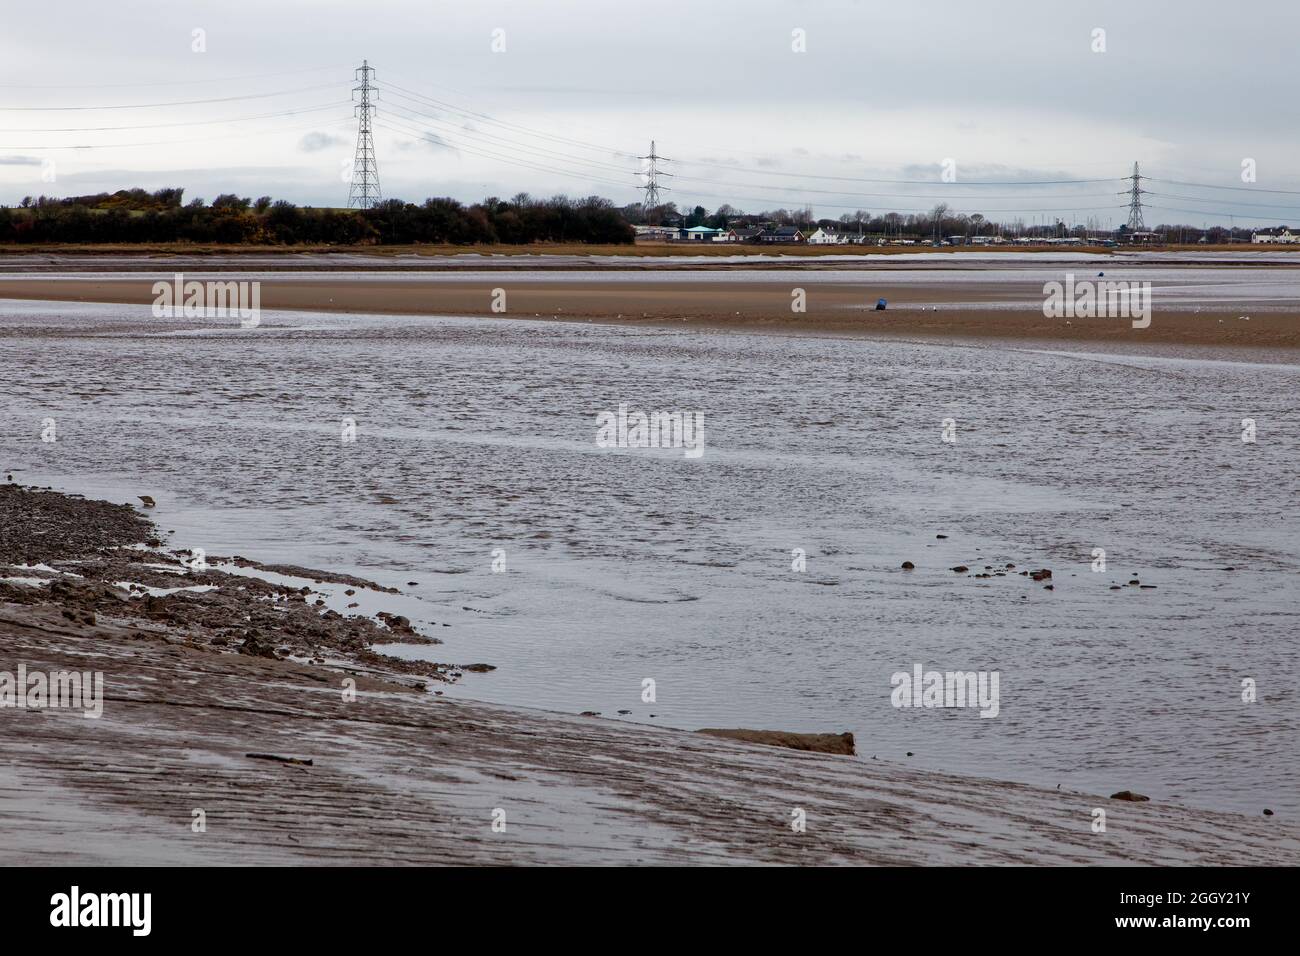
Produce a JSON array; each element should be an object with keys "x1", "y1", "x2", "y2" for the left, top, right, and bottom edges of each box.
[{"x1": 2, "y1": 297, "x2": 1296, "y2": 816}]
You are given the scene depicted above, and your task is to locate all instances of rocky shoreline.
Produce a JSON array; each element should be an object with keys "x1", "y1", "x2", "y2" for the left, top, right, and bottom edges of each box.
[
  {"x1": 2, "y1": 483, "x2": 1297, "y2": 865},
  {"x1": 0, "y1": 483, "x2": 476, "y2": 685}
]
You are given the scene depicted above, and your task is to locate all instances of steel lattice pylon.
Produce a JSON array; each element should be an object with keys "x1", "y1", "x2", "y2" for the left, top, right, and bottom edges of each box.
[
  {"x1": 348, "y1": 60, "x2": 382, "y2": 209},
  {"x1": 639, "y1": 140, "x2": 672, "y2": 219},
  {"x1": 1124, "y1": 161, "x2": 1146, "y2": 232}
]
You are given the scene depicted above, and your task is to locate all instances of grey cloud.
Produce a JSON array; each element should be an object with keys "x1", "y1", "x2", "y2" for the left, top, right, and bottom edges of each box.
[{"x1": 298, "y1": 132, "x2": 350, "y2": 153}]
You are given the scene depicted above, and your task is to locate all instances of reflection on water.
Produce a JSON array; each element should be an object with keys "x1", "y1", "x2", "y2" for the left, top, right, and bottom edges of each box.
[{"x1": 2, "y1": 298, "x2": 1296, "y2": 815}]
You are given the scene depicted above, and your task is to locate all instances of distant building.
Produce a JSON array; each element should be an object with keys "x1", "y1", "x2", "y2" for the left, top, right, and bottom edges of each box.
[
  {"x1": 682, "y1": 225, "x2": 725, "y2": 242},
  {"x1": 1252, "y1": 226, "x2": 1300, "y2": 244},
  {"x1": 806, "y1": 228, "x2": 847, "y2": 245},
  {"x1": 634, "y1": 224, "x2": 678, "y2": 241},
  {"x1": 727, "y1": 226, "x2": 765, "y2": 242},
  {"x1": 760, "y1": 225, "x2": 805, "y2": 244}
]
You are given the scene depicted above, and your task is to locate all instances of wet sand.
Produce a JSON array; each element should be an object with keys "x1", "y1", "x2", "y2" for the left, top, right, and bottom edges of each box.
[
  {"x1": 2, "y1": 485, "x2": 1297, "y2": 865},
  {"x1": 2, "y1": 274, "x2": 1298, "y2": 348}
]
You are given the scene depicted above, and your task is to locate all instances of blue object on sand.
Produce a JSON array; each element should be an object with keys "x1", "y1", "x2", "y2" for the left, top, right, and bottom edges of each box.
[{"x1": 875, "y1": 298, "x2": 887, "y2": 310}]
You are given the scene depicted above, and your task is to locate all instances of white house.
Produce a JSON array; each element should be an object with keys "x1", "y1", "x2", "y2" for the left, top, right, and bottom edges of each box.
[
  {"x1": 806, "y1": 228, "x2": 847, "y2": 245},
  {"x1": 1252, "y1": 226, "x2": 1300, "y2": 244}
]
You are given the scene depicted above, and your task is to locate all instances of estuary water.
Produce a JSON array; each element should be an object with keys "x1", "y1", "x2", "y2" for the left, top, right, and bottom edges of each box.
[{"x1": 2, "y1": 297, "x2": 1296, "y2": 815}]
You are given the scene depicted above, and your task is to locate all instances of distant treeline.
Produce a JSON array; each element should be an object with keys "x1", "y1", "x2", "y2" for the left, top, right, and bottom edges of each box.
[{"x1": 0, "y1": 188, "x2": 635, "y2": 245}]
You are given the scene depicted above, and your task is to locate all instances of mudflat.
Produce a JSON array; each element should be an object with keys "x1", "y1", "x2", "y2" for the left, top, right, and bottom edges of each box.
[
  {"x1": 2, "y1": 273, "x2": 1297, "y2": 348},
  {"x1": 2, "y1": 484, "x2": 1297, "y2": 865}
]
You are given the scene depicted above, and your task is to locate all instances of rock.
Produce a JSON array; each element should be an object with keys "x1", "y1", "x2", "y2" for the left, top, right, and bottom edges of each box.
[
  {"x1": 936, "y1": 534, "x2": 948, "y2": 539},
  {"x1": 461, "y1": 663, "x2": 495, "y2": 672},
  {"x1": 951, "y1": 565, "x2": 969, "y2": 573},
  {"x1": 1043, "y1": 584, "x2": 1054, "y2": 590},
  {"x1": 901, "y1": 561, "x2": 915, "y2": 570},
  {"x1": 1264, "y1": 808, "x2": 1274, "y2": 816},
  {"x1": 407, "y1": 581, "x2": 418, "y2": 586},
  {"x1": 579, "y1": 711, "x2": 601, "y2": 717},
  {"x1": 697, "y1": 728, "x2": 855, "y2": 756},
  {"x1": 1128, "y1": 579, "x2": 1140, "y2": 586},
  {"x1": 238, "y1": 636, "x2": 278, "y2": 659},
  {"x1": 1030, "y1": 569, "x2": 1052, "y2": 581},
  {"x1": 617, "y1": 709, "x2": 631, "y2": 715},
  {"x1": 1110, "y1": 790, "x2": 1150, "y2": 802}
]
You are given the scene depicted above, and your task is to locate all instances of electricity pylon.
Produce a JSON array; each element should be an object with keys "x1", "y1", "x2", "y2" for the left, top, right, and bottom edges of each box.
[
  {"x1": 639, "y1": 140, "x2": 672, "y2": 220},
  {"x1": 1122, "y1": 161, "x2": 1146, "y2": 231},
  {"x1": 348, "y1": 60, "x2": 382, "y2": 209}
]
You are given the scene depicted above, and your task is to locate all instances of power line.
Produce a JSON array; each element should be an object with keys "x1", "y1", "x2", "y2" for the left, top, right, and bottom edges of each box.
[
  {"x1": 0, "y1": 83, "x2": 339, "y2": 111},
  {"x1": 0, "y1": 116, "x2": 355, "y2": 152},
  {"x1": 379, "y1": 104, "x2": 1126, "y2": 215},
  {"x1": 381, "y1": 96, "x2": 635, "y2": 176},
  {"x1": 383, "y1": 78, "x2": 638, "y2": 159},
  {"x1": 1145, "y1": 191, "x2": 1300, "y2": 213},
  {"x1": 384, "y1": 75, "x2": 1120, "y2": 190},
  {"x1": 675, "y1": 156, "x2": 1117, "y2": 187},
  {"x1": 0, "y1": 64, "x2": 351, "y2": 89},
  {"x1": 375, "y1": 118, "x2": 633, "y2": 190},
  {"x1": 381, "y1": 84, "x2": 1122, "y2": 208},
  {"x1": 1147, "y1": 176, "x2": 1300, "y2": 197},
  {"x1": 0, "y1": 103, "x2": 349, "y2": 134}
]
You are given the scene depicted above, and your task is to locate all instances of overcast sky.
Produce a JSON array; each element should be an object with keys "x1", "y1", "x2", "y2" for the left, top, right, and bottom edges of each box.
[{"x1": 2, "y1": 0, "x2": 1299, "y2": 225}]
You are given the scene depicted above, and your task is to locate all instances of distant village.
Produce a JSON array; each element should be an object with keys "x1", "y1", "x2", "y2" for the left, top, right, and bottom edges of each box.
[
  {"x1": 633, "y1": 219, "x2": 1300, "y2": 247},
  {"x1": 634, "y1": 222, "x2": 1120, "y2": 246}
]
